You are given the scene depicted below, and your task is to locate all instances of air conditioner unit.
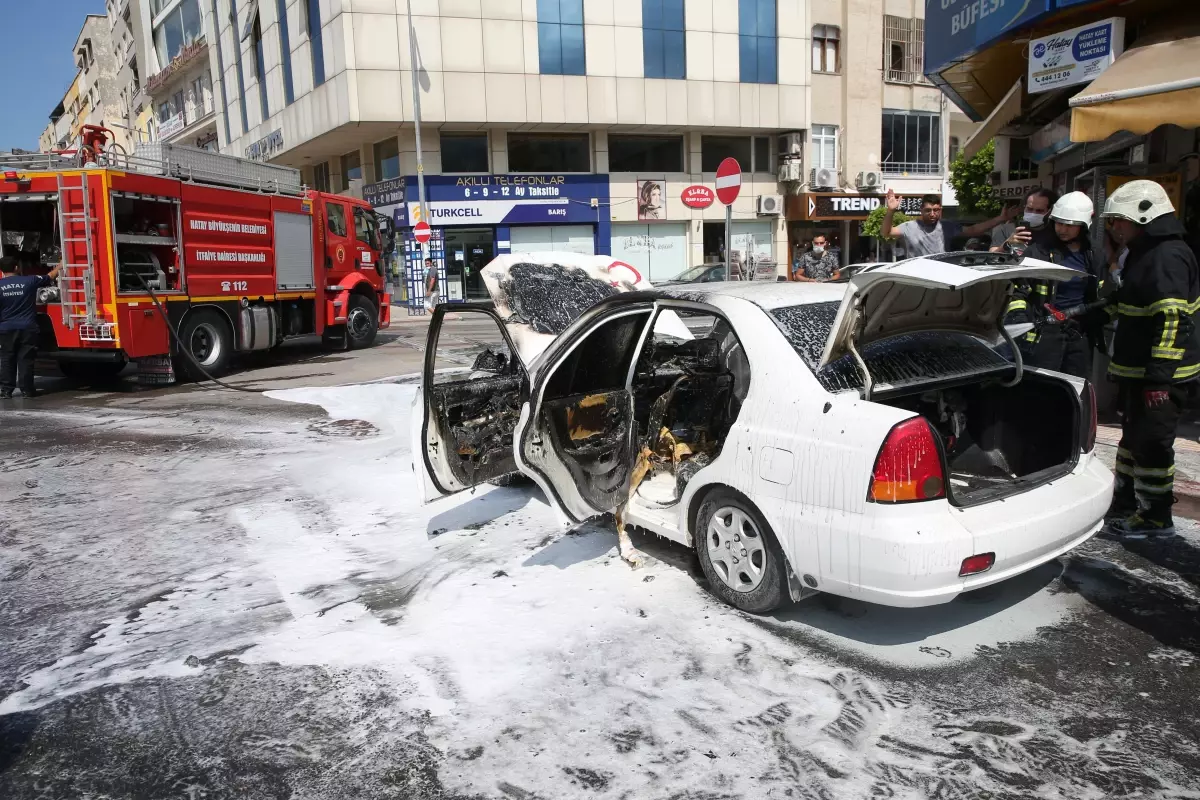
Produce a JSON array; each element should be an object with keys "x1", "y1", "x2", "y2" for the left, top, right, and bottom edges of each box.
[
  {"x1": 810, "y1": 167, "x2": 838, "y2": 189},
  {"x1": 778, "y1": 132, "x2": 805, "y2": 157},
  {"x1": 757, "y1": 195, "x2": 784, "y2": 215},
  {"x1": 778, "y1": 159, "x2": 804, "y2": 183},
  {"x1": 855, "y1": 170, "x2": 884, "y2": 191}
]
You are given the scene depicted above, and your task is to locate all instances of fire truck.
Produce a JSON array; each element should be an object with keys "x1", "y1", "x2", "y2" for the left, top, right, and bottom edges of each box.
[{"x1": 0, "y1": 126, "x2": 391, "y2": 384}]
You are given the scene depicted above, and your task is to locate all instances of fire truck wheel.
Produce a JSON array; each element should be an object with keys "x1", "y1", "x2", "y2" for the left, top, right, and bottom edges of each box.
[
  {"x1": 176, "y1": 310, "x2": 233, "y2": 381},
  {"x1": 346, "y1": 295, "x2": 379, "y2": 349}
]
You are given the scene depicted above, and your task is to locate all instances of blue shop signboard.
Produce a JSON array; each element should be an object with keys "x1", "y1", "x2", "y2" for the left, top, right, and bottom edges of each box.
[
  {"x1": 925, "y1": 0, "x2": 1055, "y2": 73},
  {"x1": 394, "y1": 174, "x2": 609, "y2": 228}
]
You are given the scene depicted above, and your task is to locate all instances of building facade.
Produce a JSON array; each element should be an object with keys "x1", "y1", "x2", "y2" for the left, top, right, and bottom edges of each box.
[
  {"x1": 182, "y1": 0, "x2": 964, "y2": 289},
  {"x1": 106, "y1": 0, "x2": 154, "y2": 151},
  {"x1": 134, "y1": 0, "x2": 219, "y2": 151}
]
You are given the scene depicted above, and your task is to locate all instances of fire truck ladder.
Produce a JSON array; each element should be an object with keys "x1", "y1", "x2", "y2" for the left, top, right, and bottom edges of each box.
[{"x1": 55, "y1": 172, "x2": 100, "y2": 330}]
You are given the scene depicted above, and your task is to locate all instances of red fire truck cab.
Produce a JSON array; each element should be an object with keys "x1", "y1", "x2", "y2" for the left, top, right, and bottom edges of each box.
[{"x1": 0, "y1": 135, "x2": 390, "y2": 384}]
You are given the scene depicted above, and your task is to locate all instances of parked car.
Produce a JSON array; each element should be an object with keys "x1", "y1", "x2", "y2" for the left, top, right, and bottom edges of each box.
[
  {"x1": 413, "y1": 252, "x2": 1111, "y2": 614},
  {"x1": 659, "y1": 263, "x2": 727, "y2": 285}
]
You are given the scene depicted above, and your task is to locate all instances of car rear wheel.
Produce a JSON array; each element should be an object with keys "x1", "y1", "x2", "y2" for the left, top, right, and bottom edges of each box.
[{"x1": 694, "y1": 489, "x2": 787, "y2": 614}]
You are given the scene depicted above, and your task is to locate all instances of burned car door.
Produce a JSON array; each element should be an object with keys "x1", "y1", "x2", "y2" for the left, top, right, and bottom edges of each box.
[
  {"x1": 518, "y1": 307, "x2": 655, "y2": 522},
  {"x1": 414, "y1": 304, "x2": 527, "y2": 503}
]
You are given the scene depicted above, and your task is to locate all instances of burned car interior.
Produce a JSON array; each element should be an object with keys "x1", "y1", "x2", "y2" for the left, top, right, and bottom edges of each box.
[{"x1": 525, "y1": 305, "x2": 751, "y2": 517}]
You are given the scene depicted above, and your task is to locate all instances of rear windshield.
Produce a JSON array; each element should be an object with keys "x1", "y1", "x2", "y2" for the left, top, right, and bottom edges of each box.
[{"x1": 769, "y1": 302, "x2": 1008, "y2": 394}]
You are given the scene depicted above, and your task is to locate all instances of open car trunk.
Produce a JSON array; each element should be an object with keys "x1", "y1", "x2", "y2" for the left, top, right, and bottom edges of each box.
[{"x1": 880, "y1": 372, "x2": 1081, "y2": 506}]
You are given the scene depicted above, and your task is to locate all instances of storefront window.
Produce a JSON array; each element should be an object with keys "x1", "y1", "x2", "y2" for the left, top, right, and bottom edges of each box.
[
  {"x1": 441, "y1": 133, "x2": 489, "y2": 173},
  {"x1": 609, "y1": 135, "x2": 684, "y2": 172},
  {"x1": 508, "y1": 133, "x2": 590, "y2": 173},
  {"x1": 374, "y1": 137, "x2": 400, "y2": 180}
]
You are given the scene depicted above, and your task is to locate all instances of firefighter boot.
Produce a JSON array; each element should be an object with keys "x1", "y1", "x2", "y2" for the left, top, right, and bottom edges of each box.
[
  {"x1": 1104, "y1": 449, "x2": 1138, "y2": 527},
  {"x1": 1111, "y1": 499, "x2": 1176, "y2": 540}
]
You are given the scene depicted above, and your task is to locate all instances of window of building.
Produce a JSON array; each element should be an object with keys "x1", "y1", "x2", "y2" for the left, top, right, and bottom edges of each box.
[
  {"x1": 811, "y1": 125, "x2": 837, "y2": 171},
  {"x1": 643, "y1": 0, "x2": 686, "y2": 80},
  {"x1": 341, "y1": 150, "x2": 362, "y2": 190},
  {"x1": 537, "y1": 0, "x2": 585, "y2": 75},
  {"x1": 738, "y1": 0, "x2": 776, "y2": 84},
  {"x1": 306, "y1": 0, "x2": 325, "y2": 88},
  {"x1": 1007, "y1": 137, "x2": 1037, "y2": 181},
  {"x1": 701, "y1": 136, "x2": 774, "y2": 173},
  {"x1": 883, "y1": 16, "x2": 928, "y2": 84},
  {"x1": 313, "y1": 161, "x2": 331, "y2": 193},
  {"x1": 949, "y1": 136, "x2": 961, "y2": 165},
  {"x1": 881, "y1": 110, "x2": 941, "y2": 175},
  {"x1": 153, "y1": 0, "x2": 203, "y2": 69},
  {"x1": 191, "y1": 71, "x2": 213, "y2": 117},
  {"x1": 812, "y1": 24, "x2": 840, "y2": 73},
  {"x1": 228, "y1": 0, "x2": 249, "y2": 134},
  {"x1": 440, "y1": 133, "x2": 489, "y2": 173},
  {"x1": 251, "y1": 14, "x2": 269, "y2": 121},
  {"x1": 277, "y1": 0, "x2": 295, "y2": 105},
  {"x1": 608, "y1": 135, "x2": 684, "y2": 172},
  {"x1": 508, "y1": 133, "x2": 590, "y2": 172},
  {"x1": 327, "y1": 202, "x2": 347, "y2": 237},
  {"x1": 753, "y1": 136, "x2": 770, "y2": 174},
  {"x1": 374, "y1": 137, "x2": 400, "y2": 180}
]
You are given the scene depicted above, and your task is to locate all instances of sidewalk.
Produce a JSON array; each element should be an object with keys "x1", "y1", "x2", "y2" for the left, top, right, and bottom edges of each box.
[{"x1": 1095, "y1": 424, "x2": 1200, "y2": 519}]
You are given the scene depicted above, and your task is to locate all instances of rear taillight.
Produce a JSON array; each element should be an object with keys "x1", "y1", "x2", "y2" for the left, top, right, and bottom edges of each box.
[
  {"x1": 868, "y1": 418, "x2": 946, "y2": 503},
  {"x1": 959, "y1": 553, "x2": 995, "y2": 576},
  {"x1": 1082, "y1": 382, "x2": 1097, "y2": 452}
]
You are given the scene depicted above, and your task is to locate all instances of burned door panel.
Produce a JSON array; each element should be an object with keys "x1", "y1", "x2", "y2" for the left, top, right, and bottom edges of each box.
[
  {"x1": 419, "y1": 304, "x2": 527, "y2": 500},
  {"x1": 522, "y1": 308, "x2": 654, "y2": 521},
  {"x1": 538, "y1": 391, "x2": 636, "y2": 511}
]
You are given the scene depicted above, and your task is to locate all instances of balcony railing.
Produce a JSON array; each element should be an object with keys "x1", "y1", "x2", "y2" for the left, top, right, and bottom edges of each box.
[{"x1": 882, "y1": 161, "x2": 942, "y2": 176}]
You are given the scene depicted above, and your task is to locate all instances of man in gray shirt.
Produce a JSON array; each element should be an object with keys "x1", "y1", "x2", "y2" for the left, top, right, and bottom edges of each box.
[{"x1": 880, "y1": 191, "x2": 1016, "y2": 257}]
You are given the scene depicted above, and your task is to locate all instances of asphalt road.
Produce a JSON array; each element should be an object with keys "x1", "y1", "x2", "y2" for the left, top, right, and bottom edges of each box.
[{"x1": 1, "y1": 319, "x2": 1199, "y2": 799}]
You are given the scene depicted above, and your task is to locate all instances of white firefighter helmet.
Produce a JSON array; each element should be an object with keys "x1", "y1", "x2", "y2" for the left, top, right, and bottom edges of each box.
[
  {"x1": 1102, "y1": 180, "x2": 1175, "y2": 225},
  {"x1": 1049, "y1": 191, "x2": 1094, "y2": 227}
]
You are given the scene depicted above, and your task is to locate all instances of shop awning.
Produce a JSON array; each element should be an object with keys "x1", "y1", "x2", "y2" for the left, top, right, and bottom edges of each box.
[
  {"x1": 1070, "y1": 36, "x2": 1200, "y2": 143},
  {"x1": 960, "y1": 79, "x2": 1023, "y2": 162}
]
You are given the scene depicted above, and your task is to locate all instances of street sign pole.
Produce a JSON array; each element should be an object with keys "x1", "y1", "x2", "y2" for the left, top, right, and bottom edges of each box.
[
  {"x1": 714, "y1": 158, "x2": 743, "y2": 281},
  {"x1": 405, "y1": 0, "x2": 427, "y2": 261},
  {"x1": 725, "y1": 204, "x2": 732, "y2": 280}
]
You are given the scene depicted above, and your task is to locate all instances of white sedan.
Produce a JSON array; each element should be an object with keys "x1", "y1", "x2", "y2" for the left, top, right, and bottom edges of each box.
[{"x1": 414, "y1": 252, "x2": 1112, "y2": 614}]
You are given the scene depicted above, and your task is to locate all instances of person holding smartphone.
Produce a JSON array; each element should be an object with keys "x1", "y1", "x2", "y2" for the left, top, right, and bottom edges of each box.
[{"x1": 990, "y1": 189, "x2": 1059, "y2": 255}]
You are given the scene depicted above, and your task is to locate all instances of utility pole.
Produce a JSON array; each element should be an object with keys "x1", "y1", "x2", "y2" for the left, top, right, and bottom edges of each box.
[{"x1": 405, "y1": 0, "x2": 428, "y2": 259}]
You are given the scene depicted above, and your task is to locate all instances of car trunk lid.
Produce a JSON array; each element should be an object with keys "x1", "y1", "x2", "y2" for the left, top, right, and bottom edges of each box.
[
  {"x1": 817, "y1": 253, "x2": 1079, "y2": 373},
  {"x1": 479, "y1": 253, "x2": 655, "y2": 366}
]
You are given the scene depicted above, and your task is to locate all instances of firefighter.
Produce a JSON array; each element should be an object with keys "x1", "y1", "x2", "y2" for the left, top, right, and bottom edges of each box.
[
  {"x1": 1019, "y1": 192, "x2": 1105, "y2": 379},
  {"x1": 1103, "y1": 180, "x2": 1200, "y2": 539},
  {"x1": 0, "y1": 256, "x2": 60, "y2": 399}
]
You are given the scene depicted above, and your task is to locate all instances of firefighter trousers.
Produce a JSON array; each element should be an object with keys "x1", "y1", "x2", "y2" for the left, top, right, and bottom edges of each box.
[
  {"x1": 1113, "y1": 381, "x2": 1196, "y2": 523},
  {"x1": 1028, "y1": 324, "x2": 1093, "y2": 380},
  {"x1": 0, "y1": 328, "x2": 38, "y2": 395}
]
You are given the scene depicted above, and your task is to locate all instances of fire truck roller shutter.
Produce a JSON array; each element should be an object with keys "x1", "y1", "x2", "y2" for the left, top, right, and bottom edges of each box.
[{"x1": 274, "y1": 211, "x2": 315, "y2": 291}]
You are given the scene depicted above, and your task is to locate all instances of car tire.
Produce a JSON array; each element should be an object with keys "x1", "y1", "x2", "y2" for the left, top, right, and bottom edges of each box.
[
  {"x1": 175, "y1": 309, "x2": 234, "y2": 382},
  {"x1": 59, "y1": 358, "x2": 127, "y2": 385},
  {"x1": 693, "y1": 489, "x2": 788, "y2": 614},
  {"x1": 345, "y1": 294, "x2": 379, "y2": 350}
]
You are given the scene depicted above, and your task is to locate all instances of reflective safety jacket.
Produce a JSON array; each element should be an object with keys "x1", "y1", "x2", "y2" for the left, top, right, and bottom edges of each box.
[
  {"x1": 1002, "y1": 230, "x2": 1102, "y2": 349},
  {"x1": 1107, "y1": 213, "x2": 1200, "y2": 386}
]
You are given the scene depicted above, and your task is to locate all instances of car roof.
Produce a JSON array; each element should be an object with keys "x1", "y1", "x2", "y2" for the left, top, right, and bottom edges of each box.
[{"x1": 657, "y1": 280, "x2": 845, "y2": 309}]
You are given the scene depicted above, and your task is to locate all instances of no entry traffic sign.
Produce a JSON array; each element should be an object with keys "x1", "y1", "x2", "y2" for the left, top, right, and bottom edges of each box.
[
  {"x1": 413, "y1": 220, "x2": 432, "y2": 244},
  {"x1": 715, "y1": 158, "x2": 742, "y2": 205}
]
